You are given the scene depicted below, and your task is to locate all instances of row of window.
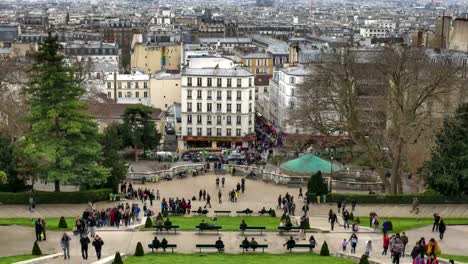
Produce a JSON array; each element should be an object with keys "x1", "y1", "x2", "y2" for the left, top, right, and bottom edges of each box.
[
  {"x1": 187, "y1": 90, "x2": 253, "y2": 100},
  {"x1": 186, "y1": 102, "x2": 253, "y2": 113},
  {"x1": 107, "y1": 91, "x2": 148, "y2": 98},
  {"x1": 187, "y1": 77, "x2": 252, "y2": 88},
  {"x1": 107, "y1": 81, "x2": 148, "y2": 90},
  {"x1": 187, "y1": 127, "x2": 249, "y2": 137},
  {"x1": 186, "y1": 114, "x2": 253, "y2": 125}
]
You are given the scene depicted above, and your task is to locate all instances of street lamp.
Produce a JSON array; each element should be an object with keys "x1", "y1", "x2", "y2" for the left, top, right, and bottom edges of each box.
[{"x1": 330, "y1": 156, "x2": 334, "y2": 193}]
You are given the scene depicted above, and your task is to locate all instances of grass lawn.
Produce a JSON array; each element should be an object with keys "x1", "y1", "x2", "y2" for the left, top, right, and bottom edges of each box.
[
  {"x1": 356, "y1": 217, "x2": 468, "y2": 234},
  {"x1": 125, "y1": 253, "x2": 354, "y2": 264},
  {"x1": 440, "y1": 254, "x2": 468, "y2": 263},
  {"x1": 144, "y1": 216, "x2": 280, "y2": 231},
  {"x1": 0, "y1": 217, "x2": 76, "y2": 231},
  {"x1": 0, "y1": 254, "x2": 37, "y2": 264}
]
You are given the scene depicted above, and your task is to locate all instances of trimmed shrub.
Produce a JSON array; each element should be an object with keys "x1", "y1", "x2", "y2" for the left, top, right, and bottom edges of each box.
[
  {"x1": 113, "y1": 251, "x2": 123, "y2": 264},
  {"x1": 58, "y1": 216, "x2": 68, "y2": 229},
  {"x1": 359, "y1": 254, "x2": 370, "y2": 264},
  {"x1": 145, "y1": 217, "x2": 153, "y2": 228},
  {"x1": 32, "y1": 241, "x2": 42, "y2": 255},
  {"x1": 269, "y1": 210, "x2": 276, "y2": 217},
  {"x1": 327, "y1": 193, "x2": 468, "y2": 204},
  {"x1": 0, "y1": 189, "x2": 112, "y2": 204},
  {"x1": 354, "y1": 217, "x2": 361, "y2": 224},
  {"x1": 135, "y1": 242, "x2": 144, "y2": 256},
  {"x1": 320, "y1": 241, "x2": 330, "y2": 256},
  {"x1": 349, "y1": 212, "x2": 355, "y2": 221}
]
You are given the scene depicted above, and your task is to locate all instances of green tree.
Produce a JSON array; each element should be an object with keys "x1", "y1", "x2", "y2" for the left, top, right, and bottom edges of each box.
[
  {"x1": 359, "y1": 254, "x2": 370, "y2": 264},
  {"x1": 101, "y1": 124, "x2": 128, "y2": 193},
  {"x1": 24, "y1": 34, "x2": 109, "y2": 192},
  {"x1": 134, "y1": 242, "x2": 144, "y2": 256},
  {"x1": 320, "y1": 241, "x2": 330, "y2": 256},
  {"x1": 423, "y1": 103, "x2": 468, "y2": 196},
  {"x1": 307, "y1": 171, "x2": 328, "y2": 196},
  {"x1": 32, "y1": 241, "x2": 42, "y2": 255},
  {"x1": 113, "y1": 252, "x2": 123, "y2": 264},
  {"x1": 120, "y1": 104, "x2": 161, "y2": 160}
]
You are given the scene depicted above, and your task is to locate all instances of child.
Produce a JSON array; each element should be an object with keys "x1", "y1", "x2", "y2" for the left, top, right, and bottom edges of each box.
[
  {"x1": 365, "y1": 240, "x2": 372, "y2": 257},
  {"x1": 342, "y1": 239, "x2": 348, "y2": 252}
]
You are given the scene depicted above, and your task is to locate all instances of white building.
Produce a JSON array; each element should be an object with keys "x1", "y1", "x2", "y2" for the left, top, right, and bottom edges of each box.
[
  {"x1": 180, "y1": 57, "x2": 255, "y2": 150},
  {"x1": 360, "y1": 19, "x2": 397, "y2": 38},
  {"x1": 105, "y1": 71, "x2": 151, "y2": 105},
  {"x1": 269, "y1": 65, "x2": 306, "y2": 134}
]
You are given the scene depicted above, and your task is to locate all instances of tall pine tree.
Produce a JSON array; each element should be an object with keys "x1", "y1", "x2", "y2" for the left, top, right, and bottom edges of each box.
[
  {"x1": 424, "y1": 103, "x2": 468, "y2": 196},
  {"x1": 24, "y1": 34, "x2": 109, "y2": 192}
]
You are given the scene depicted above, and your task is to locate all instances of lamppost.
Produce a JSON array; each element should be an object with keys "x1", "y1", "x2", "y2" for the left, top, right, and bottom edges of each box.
[{"x1": 329, "y1": 156, "x2": 334, "y2": 193}]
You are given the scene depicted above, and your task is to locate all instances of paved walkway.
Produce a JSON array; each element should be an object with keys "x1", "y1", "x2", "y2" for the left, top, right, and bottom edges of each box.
[{"x1": 0, "y1": 173, "x2": 467, "y2": 264}]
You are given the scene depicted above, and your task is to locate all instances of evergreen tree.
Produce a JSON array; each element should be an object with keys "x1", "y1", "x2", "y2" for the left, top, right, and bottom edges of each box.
[
  {"x1": 32, "y1": 241, "x2": 42, "y2": 255},
  {"x1": 307, "y1": 171, "x2": 328, "y2": 197},
  {"x1": 24, "y1": 34, "x2": 109, "y2": 192},
  {"x1": 134, "y1": 242, "x2": 144, "y2": 256},
  {"x1": 101, "y1": 124, "x2": 128, "y2": 193},
  {"x1": 320, "y1": 241, "x2": 330, "y2": 256},
  {"x1": 359, "y1": 254, "x2": 370, "y2": 264},
  {"x1": 423, "y1": 103, "x2": 468, "y2": 196},
  {"x1": 145, "y1": 217, "x2": 153, "y2": 228},
  {"x1": 58, "y1": 216, "x2": 68, "y2": 228},
  {"x1": 120, "y1": 104, "x2": 161, "y2": 160},
  {"x1": 113, "y1": 252, "x2": 123, "y2": 264}
]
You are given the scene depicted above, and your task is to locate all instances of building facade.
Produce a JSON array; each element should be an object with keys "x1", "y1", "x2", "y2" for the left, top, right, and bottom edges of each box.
[
  {"x1": 180, "y1": 57, "x2": 255, "y2": 150},
  {"x1": 131, "y1": 42, "x2": 181, "y2": 73}
]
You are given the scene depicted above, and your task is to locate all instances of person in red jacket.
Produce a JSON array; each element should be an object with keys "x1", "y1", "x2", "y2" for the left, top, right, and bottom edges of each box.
[{"x1": 382, "y1": 234, "x2": 390, "y2": 255}]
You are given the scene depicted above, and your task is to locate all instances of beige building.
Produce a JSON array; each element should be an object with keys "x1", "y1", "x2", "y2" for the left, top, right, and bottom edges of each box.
[
  {"x1": 149, "y1": 72, "x2": 182, "y2": 111},
  {"x1": 131, "y1": 41, "x2": 181, "y2": 74}
]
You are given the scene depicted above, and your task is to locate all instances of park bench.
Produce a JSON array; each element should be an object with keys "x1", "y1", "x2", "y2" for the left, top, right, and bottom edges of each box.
[
  {"x1": 258, "y1": 210, "x2": 273, "y2": 216},
  {"x1": 277, "y1": 226, "x2": 302, "y2": 234},
  {"x1": 154, "y1": 225, "x2": 180, "y2": 234},
  {"x1": 195, "y1": 225, "x2": 222, "y2": 234},
  {"x1": 239, "y1": 244, "x2": 268, "y2": 253},
  {"x1": 236, "y1": 210, "x2": 253, "y2": 216},
  {"x1": 287, "y1": 244, "x2": 314, "y2": 252},
  {"x1": 195, "y1": 244, "x2": 224, "y2": 253},
  {"x1": 192, "y1": 210, "x2": 208, "y2": 216},
  {"x1": 240, "y1": 226, "x2": 266, "y2": 235},
  {"x1": 147, "y1": 244, "x2": 177, "y2": 253},
  {"x1": 214, "y1": 210, "x2": 231, "y2": 216}
]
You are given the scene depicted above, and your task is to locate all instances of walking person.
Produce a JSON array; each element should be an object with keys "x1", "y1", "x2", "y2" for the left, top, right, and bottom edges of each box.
[
  {"x1": 330, "y1": 212, "x2": 338, "y2": 231},
  {"x1": 60, "y1": 232, "x2": 72, "y2": 260},
  {"x1": 351, "y1": 200, "x2": 356, "y2": 212},
  {"x1": 34, "y1": 218, "x2": 43, "y2": 241},
  {"x1": 221, "y1": 177, "x2": 225, "y2": 188},
  {"x1": 80, "y1": 234, "x2": 91, "y2": 260},
  {"x1": 205, "y1": 194, "x2": 212, "y2": 208},
  {"x1": 29, "y1": 196, "x2": 35, "y2": 212},
  {"x1": 382, "y1": 234, "x2": 390, "y2": 255},
  {"x1": 349, "y1": 233, "x2": 358, "y2": 254},
  {"x1": 298, "y1": 187, "x2": 303, "y2": 198},
  {"x1": 401, "y1": 232, "x2": 409, "y2": 257},
  {"x1": 199, "y1": 189, "x2": 202, "y2": 201},
  {"x1": 391, "y1": 234, "x2": 404, "y2": 264},
  {"x1": 41, "y1": 218, "x2": 47, "y2": 241},
  {"x1": 156, "y1": 189, "x2": 160, "y2": 200},
  {"x1": 432, "y1": 213, "x2": 440, "y2": 232},
  {"x1": 92, "y1": 235, "x2": 104, "y2": 260},
  {"x1": 365, "y1": 240, "x2": 373, "y2": 257},
  {"x1": 438, "y1": 219, "x2": 446, "y2": 240},
  {"x1": 218, "y1": 190, "x2": 222, "y2": 204}
]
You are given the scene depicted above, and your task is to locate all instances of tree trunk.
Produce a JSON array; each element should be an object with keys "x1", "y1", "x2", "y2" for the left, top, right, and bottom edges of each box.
[
  {"x1": 390, "y1": 138, "x2": 403, "y2": 195},
  {"x1": 134, "y1": 149, "x2": 138, "y2": 162},
  {"x1": 54, "y1": 180, "x2": 60, "y2": 192}
]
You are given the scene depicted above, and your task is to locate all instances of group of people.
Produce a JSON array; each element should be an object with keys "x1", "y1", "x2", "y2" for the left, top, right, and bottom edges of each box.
[
  {"x1": 59, "y1": 232, "x2": 104, "y2": 260},
  {"x1": 121, "y1": 182, "x2": 160, "y2": 207},
  {"x1": 277, "y1": 192, "x2": 297, "y2": 216},
  {"x1": 160, "y1": 197, "x2": 192, "y2": 215},
  {"x1": 381, "y1": 233, "x2": 409, "y2": 264}
]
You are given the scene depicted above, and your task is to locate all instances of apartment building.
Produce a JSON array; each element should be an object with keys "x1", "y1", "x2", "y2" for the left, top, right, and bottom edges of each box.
[{"x1": 180, "y1": 57, "x2": 255, "y2": 150}]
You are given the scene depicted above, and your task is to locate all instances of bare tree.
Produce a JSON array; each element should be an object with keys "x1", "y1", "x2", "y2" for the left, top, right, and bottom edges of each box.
[{"x1": 292, "y1": 46, "x2": 463, "y2": 194}]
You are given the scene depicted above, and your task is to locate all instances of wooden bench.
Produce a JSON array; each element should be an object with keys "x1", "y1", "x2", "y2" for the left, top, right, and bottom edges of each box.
[
  {"x1": 287, "y1": 244, "x2": 314, "y2": 252},
  {"x1": 239, "y1": 244, "x2": 268, "y2": 253},
  {"x1": 236, "y1": 210, "x2": 253, "y2": 216},
  {"x1": 277, "y1": 226, "x2": 302, "y2": 234},
  {"x1": 240, "y1": 226, "x2": 266, "y2": 235},
  {"x1": 192, "y1": 211, "x2": 208, "y2": 216},
  {"x1": 195, "y1": 225, "x2": 222, "y2": 234},
  {"x1": 147, "y1": 244, "x2": 177, "y2": 253},
  {"x1": 214, "y1": 210, "x2": 231, "y2": 216},
  {"x1": 195, "y1": 244, "x2": 224, "y2": 253},
  {"x1": 154, "y1": 225, "x2": 180, "y2": 234}
]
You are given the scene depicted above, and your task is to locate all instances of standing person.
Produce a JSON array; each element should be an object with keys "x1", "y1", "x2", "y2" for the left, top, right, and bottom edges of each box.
[
  {"x1": 60, "y1": 232, "x2": 72, "y2": 260},
  {"x1": 221, "y1": 177, "x2": 225, "y2": 188},
  {"x1": 351, "y1": 200, "x2": 357, "y2": 212},
  {"x1": 29, "y1": 196, "x2": 35, "y2": 212},
  {"x1": 365, "y1": 240, "x2": 373, "y2": 257},
  {"x1": 337, "y1": 200, "x2": 342, "y2": 213},
  {"x1": 216, "y1": 177, "x2": 220, "y2": 188},
  {"x1": 277, "y1": 195, "x2": 282, "y2": 209},
  {"x1": 202, "y1": 189, "x2": 206, "y2": 201},
  {"x1": 349, "y1": 233, "x2": 358, "y2": 254},
  {"x1": 92, "y1": 235, "x2": 104, "y2": 260},
  {"x1": 298, "y1": 187, "x2": 303, "y2": 198},
  {"x1": 218, "y1": 190, "x2": 222, "y2": 204},
  {"x1": 341, "y1": 238, "x2": 348, "y2": 252},
  {"x1": 88, "y1": 216, "x2": 96, "y2": 238},
  {"x1": 391, "y1": 234, "x2": 404, "y2": 264},
  {"x1": 432, "y1": 213, "x2": 440, "y2": 232},
  {"x1": 156, "y1": 189, "x2": 160, "y2": 200},
  {"x1": 199, "y1": 189, "x2": 202, "y2": 201},
  {"x1": 401, "y1": 232, "x2": 409, "y2": 257},
  {"x1": 35, "y1": 218, "x2": 43, "y2": 241},
  {"x1": 342, "y1": 210, "x2": 350, "y2": 229},
  {"x1": 309, "y1": 236, "x2": 317, "y2": 252},
  {"x1": 205, "y1": 194, "x2": 212, "y2": 208},
  {"x1": 438, "y1": 220, "x2": 446, "y2": 240},
  {"x1": 382, "y1": 234, "x2": 390, "y2": 255},
  {"x1": 80, "y1": 234, "x2": 91, "y2": 260},
  {"x1": 40, "y1": 218, "x2": 47, "y2": 241},
  {"x1": 411, "y1": 198, "x2": 420, "y2": 214}
]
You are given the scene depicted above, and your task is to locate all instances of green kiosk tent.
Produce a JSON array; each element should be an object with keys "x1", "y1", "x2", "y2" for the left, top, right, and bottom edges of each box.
[{"x1": 280, "y1": 154, "x2": 341, "y2": 174}]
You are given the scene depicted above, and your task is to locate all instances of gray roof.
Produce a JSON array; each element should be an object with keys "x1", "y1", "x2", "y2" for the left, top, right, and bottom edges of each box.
[
  {"x1": 183, "y1": 67, "x2": 253, "y2": 77},
  {"x1": 199, "y1": 37, "x2": 252, "y2": 44}
]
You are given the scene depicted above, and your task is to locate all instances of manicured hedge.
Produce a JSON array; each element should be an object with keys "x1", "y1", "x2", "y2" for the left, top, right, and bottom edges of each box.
[
  {"x1": 0, "y1": 189, "x2": 112, "y2": 204},
  {"x1": 326, "y1": 193, "x2": 468, "y2": 204}
]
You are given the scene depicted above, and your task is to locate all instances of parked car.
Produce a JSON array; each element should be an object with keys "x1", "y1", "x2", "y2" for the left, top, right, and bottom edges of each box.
[
  {"x1": 166, "y1": 127, "x2": 175, "y2": 134},
  {"x1": 206, "y1": 155, "x2": 220, "y2": 162}
]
